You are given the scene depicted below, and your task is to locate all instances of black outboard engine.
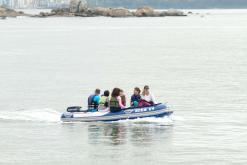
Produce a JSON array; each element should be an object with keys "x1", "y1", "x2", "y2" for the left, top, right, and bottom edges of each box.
[{"x1": 67, "y1": 106, "x2": 82, "y2": 112}]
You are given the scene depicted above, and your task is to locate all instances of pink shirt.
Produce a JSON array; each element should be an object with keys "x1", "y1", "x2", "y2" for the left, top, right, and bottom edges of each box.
[{"x1": 117, "y1": 96, "x2": 125, "y2": 108}]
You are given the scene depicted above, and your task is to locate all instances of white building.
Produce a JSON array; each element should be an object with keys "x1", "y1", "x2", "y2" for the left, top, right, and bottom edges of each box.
[
  {"x1": 7, "y1": 0, "x2": 69, "y2": 8},
  {"x1": 0, "y1": 0, "x2": 8, "y2": 6}
]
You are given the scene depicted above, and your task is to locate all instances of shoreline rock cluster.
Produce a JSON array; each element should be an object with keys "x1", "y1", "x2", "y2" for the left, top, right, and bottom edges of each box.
[
  {"x1": 36, "y1": 6, "x2": 186, "y2": 18},
  {"x1": 0, "y1": 5, "x2": 29, "y2": 18},
  {"x1": 1, "y1": 4, "x2": 186, "y2": 19}
]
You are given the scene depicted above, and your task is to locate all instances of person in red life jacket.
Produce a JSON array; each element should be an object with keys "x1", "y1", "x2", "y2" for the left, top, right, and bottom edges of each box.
[{"x1": 88, "y1": 89, "x2": 101, "y2": 111}]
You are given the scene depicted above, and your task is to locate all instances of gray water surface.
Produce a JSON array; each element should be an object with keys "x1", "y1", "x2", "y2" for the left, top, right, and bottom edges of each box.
[{"x1": 0, "y1": 10, "x2": 247, "y2": 165}]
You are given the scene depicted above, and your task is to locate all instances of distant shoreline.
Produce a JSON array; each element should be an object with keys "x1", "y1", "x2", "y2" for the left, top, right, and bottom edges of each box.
[
  {"x1": 2, "y1": 5, "x2": 247, "y2": 19},
  {"x1": 1, "y1": 6, "x2": 187, "y2": 18}
]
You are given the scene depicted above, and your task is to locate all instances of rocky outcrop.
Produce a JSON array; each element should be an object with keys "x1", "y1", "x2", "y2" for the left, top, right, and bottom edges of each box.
[
  {"x1": 86, "y1": 7, "x2": 133, "y2": 17},
  {"x1": 52, "y1": 8, "x2": 70, "y2": 15},
  {"x1": 18, "y1": 4, "x2": 186, "y2": 18},
  {"x1": 109, "y1": 8, "x2": 133, "y2": 17},
  {"x1": 161, "y1": 9, "x2": 186, "y2": 16},
  {"x1": 38, "y1": 11, "x2": 56, "y2": 17},
  {"x1": 187, "y1": 11, "x2": 193, "y2": 15},
  {"x1": 93, "y1": 7, "x2": 111, "y2": 16},
  {"x1": 0, "y1": 5, "x2": 27, "y2": 17},
  {"x1": 134, "y1": 7, "x2": 186, "y2": 17},
  {"x1": 135, "y1": 6, "x2": 154, "y2": 17},
  {"x1": 32, "y1": 8, "x2": 74, "y2": 17},
  {"x1": 1, "y1": 3, "x2": 186, "y2": 18}
]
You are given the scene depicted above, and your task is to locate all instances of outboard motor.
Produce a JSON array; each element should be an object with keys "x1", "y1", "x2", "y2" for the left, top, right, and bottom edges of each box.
[{"x1": 67, "y1": 106, "x2": 82, "y2": 112}]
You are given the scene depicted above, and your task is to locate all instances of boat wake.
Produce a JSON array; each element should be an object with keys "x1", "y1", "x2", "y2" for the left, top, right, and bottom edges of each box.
[
  {"x1": 0, "y1": 108, "x2": 61, "y2": 122},
  {"x1": 0, "y1": 108, "x2": 182, "y2": 124}
]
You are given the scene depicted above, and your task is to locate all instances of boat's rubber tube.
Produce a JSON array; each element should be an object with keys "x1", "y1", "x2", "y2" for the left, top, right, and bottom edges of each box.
[{"x1": 61, "y1": 103, "x2": 173, "y2": 122}]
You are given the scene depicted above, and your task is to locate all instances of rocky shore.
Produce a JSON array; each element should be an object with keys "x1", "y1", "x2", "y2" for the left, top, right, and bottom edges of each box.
[
  {"x1": 35, "y1": 6, "x2": 186, "y2": 18},
  {"x1": 1, "y1": 3, "x2": 186, "y2": 19},
  {"x1": 0, "y1": 5, "x2": 29, "y2": 18}
]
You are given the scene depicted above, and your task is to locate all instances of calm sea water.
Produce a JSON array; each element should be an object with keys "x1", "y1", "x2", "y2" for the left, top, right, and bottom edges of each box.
[{"x1": 0, "y1": 10, "x2": 247, "y2": 165}]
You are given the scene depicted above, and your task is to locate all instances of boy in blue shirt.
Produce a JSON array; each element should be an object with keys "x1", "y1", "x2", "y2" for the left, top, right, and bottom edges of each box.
[
  {"x1": 130, "y1": 87, "x2": 141, "y2": 107},
  {"x1": 88, "y1": 89, "x2": 101, "y2": 111}
]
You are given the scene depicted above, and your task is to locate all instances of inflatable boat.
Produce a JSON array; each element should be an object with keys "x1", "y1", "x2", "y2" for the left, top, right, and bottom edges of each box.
[{"x1": 61, "y1": 103, "x2": 173, "y2": 122}]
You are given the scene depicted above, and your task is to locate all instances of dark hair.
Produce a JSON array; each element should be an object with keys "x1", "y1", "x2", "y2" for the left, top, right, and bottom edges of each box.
[
  {"x1": 134, "y1": 87, "x2": 141, "y2": 94},
  {"x1": 144, "y1": 85, "x2": 149, "y2": 90},
  {"x1": 111, "y1": 88, "x2": 121, "y2": 97},
  {"x1": 103, "y1": 90, "x2": 110, "y2": 97},
  {"x1": 95, "y1": 89, "x2": 101, "y2": 95}
]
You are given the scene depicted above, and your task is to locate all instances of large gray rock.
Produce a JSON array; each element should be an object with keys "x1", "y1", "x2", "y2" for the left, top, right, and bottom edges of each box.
[
  {"x1": 93, "y1": 7, "x2": 111, "y2": 16},
  {"x1": 52, "y1": 8, "x2": 70, "y2": 14},
  {"x1": 38, "y1": 11, "x2": 56, "y2": 17},
  {"x1": 109, "y1": 8, "x2": 133, "y2": 17},
  {"x1": 0, "y1": 5, "x2": 26, "y2": 17},
  {"x1": 50, "y1": 8, "x2": 73, "y2": 16},
  {"x1": 135, "y1": 6, "x2": 154, "y2": 17}
]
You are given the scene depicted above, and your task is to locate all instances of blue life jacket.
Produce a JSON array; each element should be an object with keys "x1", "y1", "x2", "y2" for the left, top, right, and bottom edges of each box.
[{"x1": 88, "y1": 94, "x2": 99, "y2": 109}]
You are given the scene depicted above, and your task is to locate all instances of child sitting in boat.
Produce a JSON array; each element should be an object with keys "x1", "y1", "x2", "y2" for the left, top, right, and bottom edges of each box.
[
  {"x1": 139, "y1": 85, "x2": 156, "y2": 107},
  {"x1": 130, "y1": 87, "x2": 141, "y2": 107},
  {"x1": 88, "y1": 89, "x2": 101, "y2": 111},
  {"x1": 98, "y1": 90, "x2": 110, "y2": 110},
  {"x1": 110, "y1": 88, "x2": 125, "y2": 113}
]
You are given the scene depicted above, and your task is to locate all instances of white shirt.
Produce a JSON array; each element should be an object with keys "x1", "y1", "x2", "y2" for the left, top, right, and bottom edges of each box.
[{"x1": 141, "y1": 93, "x2": 156, "y2": 103}]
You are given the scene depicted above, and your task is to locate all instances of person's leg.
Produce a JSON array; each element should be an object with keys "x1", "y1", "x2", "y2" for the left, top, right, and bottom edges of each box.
[{"x1": 110, "y1": 107, "x2": 121, "y2": 113}]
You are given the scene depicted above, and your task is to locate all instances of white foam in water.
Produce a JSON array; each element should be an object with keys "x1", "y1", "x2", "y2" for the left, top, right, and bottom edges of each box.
[
  {"x1": 114, "y1": 115, "x2": 175, "y2": 125},
  {"x1": 170, "y1": 115, "x2": 185, "y2": 121},
  {"x1": 0, "y1": 108, "x2": 61, "y2": 122}
]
